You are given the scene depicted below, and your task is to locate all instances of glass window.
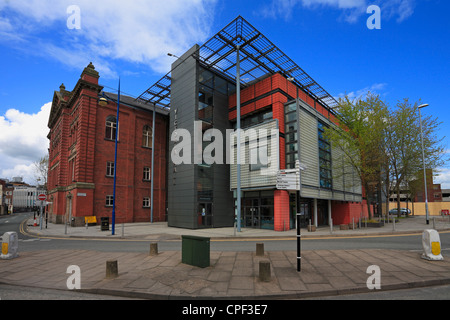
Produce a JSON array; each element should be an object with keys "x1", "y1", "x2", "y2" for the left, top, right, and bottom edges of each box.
[
  {"x1": 143, "y1": 167, "x2": 151, "y2": 181},
  {"x1": 286, "y1": 131, "x2": 298, "y2": 143},
  {"x1": 143, "y1": 197, "x2": 150, "y2": 208},
  {"x1": 285, "y1": 104, "x2": 297, "y2": 113},
  {"x1": 318, "y1": 121, "x2": 332, "y2": 189},
  {"x1": 215, "y1": 76, "x2": 228, "y2": 95},
  {"x1": 262, "y1": 111, "x2": 273, "y2": 120},
  {"x1": 106, "y1": 195, "x2": 114, "y2": 207},
  {"x1": 106, "y1": 162, "x2": 115, "y2": 177},
  {"x1": 142, "y1": 125, "x2": 152, "y2": 148},
  {"x1": 285, "y1": 122, "x2": 298, "y2": 133},
  {"x1": 286, "y1": 153, "x2": 298, "y2": 164},
  {"x1": 286, "y1": 112, "x2": 297, "y2": 123},
  {"x1": 240, "y1": 108, "x2": 273, "y2": 129},
  {"x1": 105, "y1": 116, "x2": 117, "y2": 140},
  {"x1": 286, "y1": 142, "x2": 298, "y2": 153},
  {"x1": 198, "y1": 91, "x2": 213, "y2": 123},
  {"x1": 199, "y1": 69, "x2": 214, "y2": 88}
]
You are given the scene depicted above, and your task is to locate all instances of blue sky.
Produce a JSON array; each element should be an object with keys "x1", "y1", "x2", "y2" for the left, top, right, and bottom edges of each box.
[{"x1": 0, "y1": 0, "x2": 449, "y2": 187}]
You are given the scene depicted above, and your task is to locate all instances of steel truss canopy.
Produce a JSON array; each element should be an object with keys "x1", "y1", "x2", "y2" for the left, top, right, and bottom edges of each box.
[{"x1": 137, "y1": 16, "x2": 339, "y2": 111}]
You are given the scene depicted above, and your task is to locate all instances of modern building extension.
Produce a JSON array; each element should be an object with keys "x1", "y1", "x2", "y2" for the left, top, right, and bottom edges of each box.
[{"x1": 138, "y1": 16, "x2": 368, "y2": 231}]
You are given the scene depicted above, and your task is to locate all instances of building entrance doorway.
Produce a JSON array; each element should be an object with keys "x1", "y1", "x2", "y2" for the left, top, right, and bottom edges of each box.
[
  {"x1": 241, "y1": 191, "x2": 274, "y2": 230},
  {"x1": 198, "y1": 202, "x2": 213, "y2": 227},
  {"x1": 244, "y1": 199, "x2": 260, "y2": 228}
]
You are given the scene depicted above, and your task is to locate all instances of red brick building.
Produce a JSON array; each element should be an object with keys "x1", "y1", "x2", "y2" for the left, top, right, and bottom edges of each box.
[{"x1": 47, "y1": 63, "x2": 168, "y2": 226}]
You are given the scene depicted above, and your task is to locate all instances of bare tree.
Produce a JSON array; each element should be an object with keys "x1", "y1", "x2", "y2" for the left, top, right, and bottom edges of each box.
[{"x1": 33, "y1": 155, "x2": 48, "y2": 189}]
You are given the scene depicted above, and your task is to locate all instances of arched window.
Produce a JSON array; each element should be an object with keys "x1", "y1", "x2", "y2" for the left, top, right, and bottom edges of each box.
[
  {"x1": 142, "y1": 125, "x2": 152, "y2": 148},
  {"x1": 105, "y1": 116, "x2": 117, "y2": 140}
]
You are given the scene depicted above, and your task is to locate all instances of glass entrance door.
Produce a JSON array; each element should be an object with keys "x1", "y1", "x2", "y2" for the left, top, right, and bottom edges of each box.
[
  {"x1": 244, "y1": 206, "x2": 259, "y2": 228},
  {"x1": 243, "y1": 198, "x2": 260, "y2": 228},
  {"x1": 198, "y1": 202, "x2": 213, "y2": 227}
]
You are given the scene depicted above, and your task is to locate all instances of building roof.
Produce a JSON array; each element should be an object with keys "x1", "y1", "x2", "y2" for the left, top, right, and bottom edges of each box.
[
  {"x1": 137, "y1": 16, "x2": 339, "y2": 111},
  {"x1": 101, "y1": 91, "x2": 169, "y2": 116}
]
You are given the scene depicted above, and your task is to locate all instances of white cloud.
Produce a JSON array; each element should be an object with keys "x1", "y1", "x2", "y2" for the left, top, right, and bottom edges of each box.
[
  {"x1": 0, "y1": 102, "x2": 51, "y2": 184},
  {"x1": 1, "y1": 163, "x2": 39, "y2": 186},
  {"x1": 435, "y1": 167, "x2": 450, "y2": 190},
  {"x1": 435, "y1": 150, "x2": 450, "y2": 189},
  {"x1": 0, "y1": 0, "x2": 217, "y2": 77},
  {"x1": 260, "y1": 0, "x2": 415, "y2": 23},
  {"x1": 336, "y1": 82, "x2": 388, "y2": 100}
]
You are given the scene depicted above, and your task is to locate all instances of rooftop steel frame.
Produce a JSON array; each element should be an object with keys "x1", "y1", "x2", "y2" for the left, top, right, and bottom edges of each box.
[{"x1": 137, "y1": 16, "x2": 339, "y2": 111}]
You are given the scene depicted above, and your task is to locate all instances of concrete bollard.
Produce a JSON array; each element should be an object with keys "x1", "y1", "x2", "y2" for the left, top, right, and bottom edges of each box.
[
  {"x1": 106, "y1": 260, "x2": 118, "y2": 279},
  {"x1": 422, "y1": 229, "x2": 443, "y2": 261},
  {"x1": 150, "y1": 243, "x2": 158, "y2": 256},
  {"x1": 259, "y1": 261, "x2": 271, "y2": 282},
  {"x1": 256, "y1": 243, "x2": 264, "y2": 256},
  {"x1": 1, "y1": 232, "x2": 19, "y2": 260}
]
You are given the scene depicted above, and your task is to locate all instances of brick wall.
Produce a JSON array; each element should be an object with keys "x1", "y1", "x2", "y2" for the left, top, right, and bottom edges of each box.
[
  {"x1": 47, "y1": 63, "x2": 168, "y2": 226},
  {"x1": 331, "y1": 200, "x2": 369, "y2": 225},
  {"x1": 274, "y1": 190, "x2": 290, "y2": 231}
]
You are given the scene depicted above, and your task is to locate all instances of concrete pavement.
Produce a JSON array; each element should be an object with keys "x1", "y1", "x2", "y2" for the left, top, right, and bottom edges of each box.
[
  {"x1": 1, "y1": 215, "x2": 450, "y2": 299},
  {"x1": 21, "y1": 214, "x2": 450, "y2": 240}
]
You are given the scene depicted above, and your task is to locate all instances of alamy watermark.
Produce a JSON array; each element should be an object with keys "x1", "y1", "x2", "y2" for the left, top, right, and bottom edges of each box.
[
  {"x1": 67, "y1": 5, "x2": 81, "y2": 30},
  {"x1": 66, "y1": 265, "x2": 81, "y2": 290},
  {"x1": 171, "y1": 122, "x2": 279, "y2": 170},
  {"x1": 367, "y1": 5, "x2": 381, "y2": 30},
  {"x1": 366, "y1": 265, "x2": 381, "y2": 290}
]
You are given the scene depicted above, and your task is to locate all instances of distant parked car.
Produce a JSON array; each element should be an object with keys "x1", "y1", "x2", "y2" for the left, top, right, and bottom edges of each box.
[{"x1": 389, "y1": 208, "x2": 411, "y2": 216}]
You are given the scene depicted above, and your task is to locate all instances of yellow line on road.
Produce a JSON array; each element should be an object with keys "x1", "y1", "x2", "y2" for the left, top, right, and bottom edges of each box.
[{"x1": 211, "y1": 230, "x2": 450, "y2": 242}]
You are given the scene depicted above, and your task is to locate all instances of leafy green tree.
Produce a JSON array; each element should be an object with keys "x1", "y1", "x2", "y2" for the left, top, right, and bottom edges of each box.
[
  {"x1": 327, "y1": 94, "x2": 447, "y2": 221},
  {"x1": 386, "y1": 99, "x2": 447, "y2": 214},
  {"x1": 324, "y1": 93, "x2": 389, "y2": 219}
]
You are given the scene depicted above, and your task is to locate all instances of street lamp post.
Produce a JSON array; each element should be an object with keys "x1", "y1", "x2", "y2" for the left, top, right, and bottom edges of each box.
[
  {"x1": 418, "y1": 103, "x2": 429, "y2": 225},
  {"x1": 236, "y1": 44, "x2": 242, "y2": 233}
]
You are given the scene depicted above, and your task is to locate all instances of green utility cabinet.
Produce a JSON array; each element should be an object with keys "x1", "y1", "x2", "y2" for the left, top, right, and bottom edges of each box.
[{"x1": 181, "y1": 235, "x2": 210, "y2": 268}]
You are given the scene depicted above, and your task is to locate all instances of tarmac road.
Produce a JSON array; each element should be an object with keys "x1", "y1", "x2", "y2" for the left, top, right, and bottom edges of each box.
[{"x1": 3, "y1": 211, "x2": 450, "y2": 255}]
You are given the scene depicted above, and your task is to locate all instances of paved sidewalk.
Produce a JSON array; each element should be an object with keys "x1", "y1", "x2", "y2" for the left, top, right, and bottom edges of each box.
[
  {"x1": 1, "y1": 215, "x2": 449, "y2": 299},
  {"x1": 23, "y1": 214, "x2": 450, "y2": 240}
]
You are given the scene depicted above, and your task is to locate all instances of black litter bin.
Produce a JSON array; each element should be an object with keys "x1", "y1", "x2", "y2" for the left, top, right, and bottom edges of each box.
[
  {"x1": 181, "y1": 235, "x2": 210, "y2": 268},
  {"x1": 101, "y1": 217, "x2": 109, "y2": 231}
]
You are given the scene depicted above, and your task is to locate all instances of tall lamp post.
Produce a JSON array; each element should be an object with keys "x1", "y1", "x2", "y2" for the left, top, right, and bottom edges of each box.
[
  {"x1": 236, "y1": 44, "x2": 242, "y2": 233},
  {"x1": 418, "y1": 103, "x2": 429, "y2": 225},
  {"x1": 99, "y1": 79, "x2": 121, "y2": 235}
]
